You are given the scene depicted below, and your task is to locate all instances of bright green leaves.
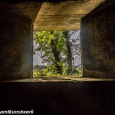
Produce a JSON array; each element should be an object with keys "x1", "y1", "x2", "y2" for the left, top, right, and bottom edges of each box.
[
  {"x1": 33, "y1": 30, "x2": 68, "y2": 74},
  {"x1": 52, "y1": 31, "x2": 61, "y2": 39},
  {"x1": 56, "y1": 38, "x2": 65, "y2": 51},
  {"x1": 57, "y1": 62, "x2": 62, "y2": 67}
]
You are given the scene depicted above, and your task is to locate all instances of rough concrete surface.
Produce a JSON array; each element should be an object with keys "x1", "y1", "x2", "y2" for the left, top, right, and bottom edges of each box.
[
  {"x1": 0, "y1": 0, "x2": 115, "y2": 80},
  {"x1": 81, "y1": 0, "x2": 115, "y2": 78},
  {"x1": 34, "y1": 0, "x2": 105, "y2": 31},
  {"x1": 0, "y1": 1, "x2": 115, "y2": 114},
  {"x1": 0, "y1": 10, "x2": 33, "y2": 80}
]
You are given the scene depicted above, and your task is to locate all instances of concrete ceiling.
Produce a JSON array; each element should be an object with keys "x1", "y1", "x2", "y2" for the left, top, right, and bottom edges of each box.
[
  {"x1": 34, "y1": 0, "x2": 105, "y2": 31},
  {"x1": 0, "y1": 0, "x2": 105, "y2": 31}
]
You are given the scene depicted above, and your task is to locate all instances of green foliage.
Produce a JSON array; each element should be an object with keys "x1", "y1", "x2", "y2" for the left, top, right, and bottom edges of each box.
[
  {"x1": 33, "y1": 31, "x2": 68, "y2": 75},
  {"x1": 33, "y1": 69, "x2": 47, "y2": 76},
  {"x1": 73, "y1": 68, "x2": 81, "y2": 75},
  {"x1": 33, "y1": 51, "x2": 35, "y2": 55},
  {"x1": 33, "y1": 30, "x2": 81, "y2": 76},
  {"x1": 33, "y1": 66, "x2": 81, "y2": 77}
]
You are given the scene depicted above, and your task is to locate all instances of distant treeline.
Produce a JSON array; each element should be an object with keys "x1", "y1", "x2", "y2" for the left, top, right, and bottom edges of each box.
[{"x1": 33, "y1": 65, "x2": 47, "y2": 70}]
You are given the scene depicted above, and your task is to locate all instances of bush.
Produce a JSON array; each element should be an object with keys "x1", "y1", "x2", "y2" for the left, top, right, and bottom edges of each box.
[
  {"x1": 73, "y1": 68, "x2": 81, "y2": 75},
  {"x1": 33, "y1": 69, "x2": 47, "y2": 76},
  {"x1": 33, "y1": 66, "x2": 81, "y2": 76}
]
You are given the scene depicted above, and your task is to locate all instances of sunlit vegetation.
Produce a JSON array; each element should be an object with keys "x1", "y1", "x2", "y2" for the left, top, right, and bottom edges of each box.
[
  {"x1": 33, "y1": 66, "x2": 81, "y2": 77},
  {"x1": 33, "y1": 30, "x2": 81, "y2": 79}
]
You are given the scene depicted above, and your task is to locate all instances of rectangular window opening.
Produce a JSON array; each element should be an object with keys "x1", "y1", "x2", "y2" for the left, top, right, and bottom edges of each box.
[{"x1": 33, "y1": 30, "x2": 82, "y2": 82}]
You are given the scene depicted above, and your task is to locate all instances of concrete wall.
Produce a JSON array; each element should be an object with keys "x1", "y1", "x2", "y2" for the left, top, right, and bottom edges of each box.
[
  {"x1": 81, "y1": 1, "x2": 115, "y2": 78},
  {"x1": 0, "y1": 10, "x2": 33, "y2": 80}
]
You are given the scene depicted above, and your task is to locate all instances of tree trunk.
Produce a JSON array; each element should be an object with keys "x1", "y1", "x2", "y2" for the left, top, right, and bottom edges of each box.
[
  {"x1": 50, "y1": 31, "x2": 62, "y2": 74},
  {"x1": 64, "y1": 31, "x2": 72, "y2": 74}
]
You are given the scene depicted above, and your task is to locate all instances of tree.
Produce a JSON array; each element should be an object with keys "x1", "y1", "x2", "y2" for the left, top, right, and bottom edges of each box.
[
  {"x1": 68, "y1": 30, "x2": 81, "y2": 75},
  {"x1": 33, "y1": 30, "x2": 81, "y2": 75},
  {"x1": 63, "y1": 31, "x2": 72, "y2": 74},
  {"x1": 33, "y1": 31, "x2": 66, "y2": 75},
  {"x1": 50, "y1": 31, "x2": 62, "y2": 74}
]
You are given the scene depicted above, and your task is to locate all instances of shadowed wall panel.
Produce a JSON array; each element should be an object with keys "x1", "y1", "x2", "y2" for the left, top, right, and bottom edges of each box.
[
  {"x1": 0, "y1": 10, "x2": 33, "y2": 80},
  {"x1": 81, "y1": 1, "x2": 115, "y2": 78}
]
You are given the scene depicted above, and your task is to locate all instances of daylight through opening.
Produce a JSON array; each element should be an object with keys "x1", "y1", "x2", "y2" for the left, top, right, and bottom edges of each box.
[{"x1": 33, "y1": 30, "x2": 82, "y2": 81}]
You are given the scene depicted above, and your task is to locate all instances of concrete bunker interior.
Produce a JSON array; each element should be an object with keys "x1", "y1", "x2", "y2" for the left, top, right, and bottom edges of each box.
[{"x1": 0, "y1": 0, "x2": 115, "y2": 81}]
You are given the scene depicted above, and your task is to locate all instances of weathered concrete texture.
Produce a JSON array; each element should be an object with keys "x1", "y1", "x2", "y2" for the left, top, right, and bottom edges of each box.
[
  {"x1": 0, "y1": 2, "x2": 43, "y2": 80},
  {"x1": 34, "y1": 0, "x2": 105, "y2": 31},
  {"x1": 0, "y1": 0, "x2": 114, "y2": 80},
  {"x1": 0, "y1": 2, "x2": 43, "y2": 24},
  {"x1": 3, "y1": 77, "x2": 115, "y2": 82},
  {"x1": 0, "y1": 10, "x2": 33, "y2": 80},
  {"x1": 81, "y1": 0, "x2": 115, "y2": 78}
]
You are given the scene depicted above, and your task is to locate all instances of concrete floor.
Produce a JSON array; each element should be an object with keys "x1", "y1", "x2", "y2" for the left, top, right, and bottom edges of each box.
[
  {"x1": 1, "y1": 77, "x2": 115, "y2": 115},
  {"x1": 3, "y1": 75, "x2": 115, "y2": 82}
]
